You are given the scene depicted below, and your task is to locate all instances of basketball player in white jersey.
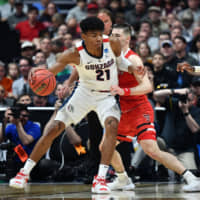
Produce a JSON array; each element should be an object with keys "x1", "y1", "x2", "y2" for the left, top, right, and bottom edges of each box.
[
  {"x1": 9, "y1": 17, "x2": 136, "y2": 194},
  {"x1": 106, "y1": 24, "x2": 200, "y2": 192}
]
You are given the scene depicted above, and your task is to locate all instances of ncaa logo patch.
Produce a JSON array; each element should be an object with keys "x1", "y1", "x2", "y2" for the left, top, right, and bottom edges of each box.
[{"x1": 104, "y1": 48, "x2": 108, "y2": 53}]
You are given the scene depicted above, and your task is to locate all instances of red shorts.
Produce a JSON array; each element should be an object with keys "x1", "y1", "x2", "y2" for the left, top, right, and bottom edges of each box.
[{"x1": 117, "y1": 101, "x2": 156, "y2": 143}]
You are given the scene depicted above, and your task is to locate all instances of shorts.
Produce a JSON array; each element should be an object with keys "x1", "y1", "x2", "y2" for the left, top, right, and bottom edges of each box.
[
  {"x1": 117, "y1": 101, "x2": 156, "y2": 143},
  {"x1": 55, "y1": 86, "x2": 121, "y2": 127}
]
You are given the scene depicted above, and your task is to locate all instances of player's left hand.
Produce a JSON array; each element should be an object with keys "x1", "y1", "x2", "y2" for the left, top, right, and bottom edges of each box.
[{"x1": 110, "y1": 85, "x2": 124, "y2": 96}]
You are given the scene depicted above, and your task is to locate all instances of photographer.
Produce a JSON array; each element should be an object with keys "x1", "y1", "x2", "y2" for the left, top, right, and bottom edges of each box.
[
  {"x1": 0, "y1": 104, "x2": 41, "y2": 179},
  {"x1": 153, "y1": 88, "x2": 200, "y2": 173}
]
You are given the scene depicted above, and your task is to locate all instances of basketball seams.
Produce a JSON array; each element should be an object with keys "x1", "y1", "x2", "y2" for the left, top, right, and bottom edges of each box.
[{"x1": 29, "y1": 69, "x2": 56, "y2": 96}]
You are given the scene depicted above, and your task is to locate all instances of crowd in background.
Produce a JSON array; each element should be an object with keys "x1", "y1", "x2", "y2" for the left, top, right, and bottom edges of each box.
[{"x1": 1, "y1": 0, "x2": 200, "y2": 183}]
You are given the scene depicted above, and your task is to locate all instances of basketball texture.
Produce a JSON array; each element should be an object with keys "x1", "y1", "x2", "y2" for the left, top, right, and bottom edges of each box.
[{"x1": 29, "y1": 69, "x2": 56, "y2": 96}]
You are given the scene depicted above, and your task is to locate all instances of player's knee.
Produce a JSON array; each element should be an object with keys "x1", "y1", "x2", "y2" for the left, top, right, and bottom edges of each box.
[
  {"x1": 141, "y1": 142, "x2": 160, "y2": 160},
  {"x1": 44, "y1": 120, "x2": 65, "y2": 140},
  {"x1": 105, "y1": 117, "x2": 118, "y2": 134}
]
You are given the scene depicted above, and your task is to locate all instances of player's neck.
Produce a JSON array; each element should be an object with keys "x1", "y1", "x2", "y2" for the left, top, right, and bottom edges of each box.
[
  {"x1": 84, "y1": 42, "x2": 102, "y2": 57},
  {"x1": 122, "y1": 46, "x2": 129, "y2": 54}
]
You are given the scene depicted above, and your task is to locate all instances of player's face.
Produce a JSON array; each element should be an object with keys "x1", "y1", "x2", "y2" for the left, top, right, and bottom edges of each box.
[
  {"x1": 82, "y1": 31, "x2": 103, "y2": 49},
  {"x1": 112, "y1": 28, "x2": 128, "y2": 48}
]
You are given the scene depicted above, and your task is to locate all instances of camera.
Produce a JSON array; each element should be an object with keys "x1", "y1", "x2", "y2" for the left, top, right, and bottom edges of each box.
[
  {"x1": 8, "y1": 104, "x2": 28, "y2": 119},
  {"x1": 9, "y1": 106, "x2": 21, "y2": 118},
  {"x1": 178, "y1": 94, "x2": 188, "y2": 104}
]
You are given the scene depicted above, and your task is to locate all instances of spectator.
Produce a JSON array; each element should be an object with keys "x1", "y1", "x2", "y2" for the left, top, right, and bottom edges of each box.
[
  {"x1": 21, "y1": 41, "x2": 35, "y2": 59},
  {"x1": 32, "y1": 0, "x2": 51, "y2": 15},
  {"x1": 39, "y1": 37, "x2": 56, "y2": 68},
  {"x1": 160, "y1": 40, "x2": 176, "y2": 65},
  {"x1": 96, "y1": 0, "x2": 109, "y2": 9},
  {"x1": 7, "y1": 0, "x2": 27, "y2": 30},
  {"x1": 178, "y1": 0, "x2": 200, "y2": 23},
  {"x1": 15, "y1": 6, "x2": 45, "y2": 42},
  {"x1": 152, "y1": 51, "x2": 178, "y2": 90},
  {"x1": 189, "y1": 34, "x2": 200, "y2": 64},
  {"x1": 136, "y1": 41, "x2": 152, "y2": 64},
  {"x1": 7, "y1": 62, "x2": 20, "y2": 81},
  {"x1": 66, "y1": 17, "x2": 81, "y2": 40},
  {"x1": 12, "y1": 57, "x2": 33, "y2": 98},
  {"x1": 63, "y1": 33, "x2": 73, "y2": 50},
  {"x1": 32, "y1": 95, "x2": 52, "y2": 107},
  {"x1": 51, "y1": 13, "x2": 65, "y2": 38},
  {"x1": 171, "y1": 26, "x2": 183, "y2": 41},
  {"x1": 55, "y1": 24, "x2": 68, "y2": 39},
  {"x1": 51, "y1": 38, "x2": 64, "y2": 54},
  {"x1": 33, "y1": 50, "x2": 46, "y2": 66},
  {"x1": 65, "y1": 0, "x2": 87, "y2": 24},
  {"x1": 0, "y1": 104, "x2": 41, "y2": 179},
  {"x1": 0, "y1": 61, "x2": 13, "y2": 98},
  {"x1": 39, "y1": 2, "x2": 58, "y2": 28},
  {"x1": 17, "y1": 93, "x2": 32, "y2": 105},
  {"x1": 97, "y1": 9, "x2": 113, "y2": 36},
  {"x1": 154, "y1": 88, "x2": 200, "y2": 173},
  {"x1": 139, "y1": 20, "x2": 159, "y2": 52},
  {"x1": 159, "y1": 31, "x2": 171, "y2": 49},
  {"x1": 0, "y1": 0, "x2": 28, "y2": 21},
  {"x1": 87, "y1": 2, "x2": 99, "y2": 17},
  {"x1": 0, "y1": 85, "x2": 14, "y2": 107},
  {"x1": 125, "y1": 0, "x2": 147, "y2": 31},
  {"x1": 147, "y1": 6, "x2": 169, "y2": 37}
]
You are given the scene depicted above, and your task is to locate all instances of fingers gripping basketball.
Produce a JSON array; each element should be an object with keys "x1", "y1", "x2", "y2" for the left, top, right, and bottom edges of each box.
[{"x1": 29, "y1": 69, "x2": 56, "y2": 96}]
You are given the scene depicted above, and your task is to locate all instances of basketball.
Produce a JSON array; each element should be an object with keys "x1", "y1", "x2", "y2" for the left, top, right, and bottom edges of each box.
[{"x1": 29, "y1": 69, "x2": 56, "y2": 96}]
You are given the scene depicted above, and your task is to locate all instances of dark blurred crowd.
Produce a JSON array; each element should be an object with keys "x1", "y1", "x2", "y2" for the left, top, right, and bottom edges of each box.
[{"x1": 1, "y1": 0, "x2": 200, "y2": 183}]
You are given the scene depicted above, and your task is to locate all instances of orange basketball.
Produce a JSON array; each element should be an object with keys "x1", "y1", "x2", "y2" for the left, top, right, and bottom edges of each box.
[{"x1": 29, "y1": 69, "x2": 56, "y2": 96}]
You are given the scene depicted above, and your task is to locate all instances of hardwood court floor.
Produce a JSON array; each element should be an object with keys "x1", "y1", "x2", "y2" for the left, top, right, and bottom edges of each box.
[{"x1": 0, "y1": 181, "x2": 200, "y2": 200}]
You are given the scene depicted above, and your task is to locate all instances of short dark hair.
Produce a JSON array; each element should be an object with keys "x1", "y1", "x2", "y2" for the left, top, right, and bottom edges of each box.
[
  {"x1": 173, "y1": 36, "x2": 187, "y2": 44},
  {"x1": 112, "y1": 23, "x2": 132, "y2": 36},
  {"x1": 80, "y1": 17, "x2": 104, "y2": 33}
]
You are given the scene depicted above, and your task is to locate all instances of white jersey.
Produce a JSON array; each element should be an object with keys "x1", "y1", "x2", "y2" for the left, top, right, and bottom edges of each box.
[{"x1": 75, "y1": 35, "x2": 118, "y2": 91}]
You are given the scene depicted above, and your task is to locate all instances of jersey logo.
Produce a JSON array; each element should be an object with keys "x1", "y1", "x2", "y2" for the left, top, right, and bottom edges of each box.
[
  {"x1": 104, "y1": 48, "x2": 108, "y2": 53},
  {"x1": 143, "y1": 114, "x2": 150, "y2": 122},
  {"x1": 67, "y1": 104, "x2": 74, "y2": 113}
]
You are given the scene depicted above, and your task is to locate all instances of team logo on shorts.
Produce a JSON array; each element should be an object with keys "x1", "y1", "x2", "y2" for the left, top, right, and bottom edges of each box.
[
  {"x1": 67, "y1": 104, "x2": 74, "y2": 113},
  {"x1": 143, "y1": 114, "x2": 150, "y2": 122}
]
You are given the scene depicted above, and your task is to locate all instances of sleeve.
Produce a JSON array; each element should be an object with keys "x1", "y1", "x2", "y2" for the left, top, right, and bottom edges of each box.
[
  {"x1": 26, "y1": 123, "x2": 41, "y2": 141},
  {"x1": 116, "y1": 52, "x2": 131, "y2": 72}
]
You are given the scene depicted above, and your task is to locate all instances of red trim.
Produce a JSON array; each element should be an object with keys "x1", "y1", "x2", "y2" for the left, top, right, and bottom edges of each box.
[
  {"x1": 77, "y1": 46, "x2": 83, "y2": 51},
  {"x1": 103, "y1": 38, "x2": 109, "y2": 43},
  {"x1": 125, "y1": 49, "x2": 138, "y2": 59}
]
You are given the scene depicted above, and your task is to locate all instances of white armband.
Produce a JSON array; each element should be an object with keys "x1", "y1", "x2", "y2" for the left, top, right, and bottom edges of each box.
[
  {"x1": 116, "y1": 52, "x2": 131, "y2": 72},
  {"x1": 194, "y1": 66, "x2": 200, "y2": 73}
]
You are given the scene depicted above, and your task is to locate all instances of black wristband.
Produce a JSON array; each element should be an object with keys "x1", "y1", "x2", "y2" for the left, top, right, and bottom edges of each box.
[{"x1": 184, "y1": 112, "x2": 190, "y2": 116}]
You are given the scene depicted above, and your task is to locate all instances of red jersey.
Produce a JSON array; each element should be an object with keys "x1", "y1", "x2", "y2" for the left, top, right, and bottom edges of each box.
[{"x1": 119, "y1": 48, "x2": 148, "y2": 111}]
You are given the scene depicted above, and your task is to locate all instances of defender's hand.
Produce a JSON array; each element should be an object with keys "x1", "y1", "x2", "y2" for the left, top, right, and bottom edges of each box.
[
  {"x1": 110, "y1": 85, "x2": 124, "y2": 96},
  {"x1": 177, "y1": 62, "x2": 194, "y2": 73}
]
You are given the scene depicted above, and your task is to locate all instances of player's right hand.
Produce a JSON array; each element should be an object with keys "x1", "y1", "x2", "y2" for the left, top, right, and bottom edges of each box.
[
  {"x1": 177, "y1": 62, "x2": 193, "y2": 73},
  {"x1": 28, "y1": 66, "x2": 47, "y2": 85}
]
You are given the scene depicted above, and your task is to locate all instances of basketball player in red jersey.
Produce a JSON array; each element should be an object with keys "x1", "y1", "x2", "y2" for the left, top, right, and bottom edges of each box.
[{"x1": 105, "y1": 24, "x2": 200, "y2": 192}]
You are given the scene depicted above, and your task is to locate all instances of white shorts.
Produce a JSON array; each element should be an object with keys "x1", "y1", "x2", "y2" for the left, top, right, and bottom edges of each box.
[{"x1": 55, "y1": 86, "x2": 121, "y2": 127}]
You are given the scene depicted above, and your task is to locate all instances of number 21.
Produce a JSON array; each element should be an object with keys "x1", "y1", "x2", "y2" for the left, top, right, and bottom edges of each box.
[{"x1": 96, "y1": 69, "x2": 110, "y2": 81}]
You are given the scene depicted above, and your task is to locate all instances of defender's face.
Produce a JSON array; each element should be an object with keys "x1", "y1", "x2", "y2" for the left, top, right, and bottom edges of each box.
[
  {"x1": 82, "y1": 31, "x2": 103, "y2": 48},
  {"x1": 112, "y1": 28, "x2": 127, "y2": 48}
]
